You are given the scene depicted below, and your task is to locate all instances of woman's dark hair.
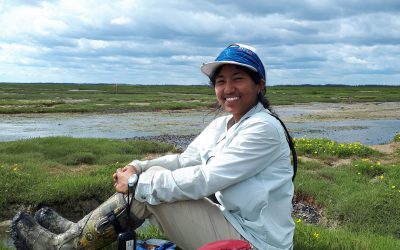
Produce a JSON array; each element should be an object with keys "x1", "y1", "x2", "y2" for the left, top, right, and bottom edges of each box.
[{"x1": 209, "y1": 64, "x2": 298, "y2": 181}]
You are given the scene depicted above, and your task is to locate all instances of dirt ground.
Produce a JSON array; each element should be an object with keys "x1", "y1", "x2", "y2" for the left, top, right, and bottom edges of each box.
[{"x1": 280, "y1": 102, "x2": 400, "y2": 122}]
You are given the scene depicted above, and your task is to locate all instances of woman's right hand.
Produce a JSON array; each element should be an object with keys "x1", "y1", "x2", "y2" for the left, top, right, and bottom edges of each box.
[{"x1": 113, "y1": 165, "x2": 137, "y2": 193}]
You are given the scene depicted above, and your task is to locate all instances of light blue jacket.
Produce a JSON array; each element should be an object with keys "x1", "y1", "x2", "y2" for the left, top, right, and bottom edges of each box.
[{"x1": 131, "y1": 103, "x2": 295, "y2": 249}]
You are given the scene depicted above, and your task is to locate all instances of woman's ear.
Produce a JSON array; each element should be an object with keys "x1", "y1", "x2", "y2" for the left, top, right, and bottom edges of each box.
[{"x1": 258, "y1": 79, "x2": 266, "y2": 93}]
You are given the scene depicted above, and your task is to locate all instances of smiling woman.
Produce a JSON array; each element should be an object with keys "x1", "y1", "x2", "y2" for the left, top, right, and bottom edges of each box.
[
  {"x1": 11, "y1": 44, "x2": 297, "y2": 250},
  {"x1": 212, "y1": 65, "x2": 265, "y2": 123}
]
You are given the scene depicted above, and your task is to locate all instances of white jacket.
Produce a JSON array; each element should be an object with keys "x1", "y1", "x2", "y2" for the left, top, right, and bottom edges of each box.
[{"x1": 131, "y1": 102, "x2": 295, "y2": 250}]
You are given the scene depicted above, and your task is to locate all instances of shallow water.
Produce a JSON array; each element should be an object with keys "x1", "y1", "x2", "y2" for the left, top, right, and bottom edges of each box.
[
  {"x1": 289, "y1": 119, "x2": 400, "y2": 145},
  {"x1": 0, "y1": 108, "x2": 399, "y2": 145},
  {"x1": 0, "y1": 111, "x2": 214, "y2": 141}
]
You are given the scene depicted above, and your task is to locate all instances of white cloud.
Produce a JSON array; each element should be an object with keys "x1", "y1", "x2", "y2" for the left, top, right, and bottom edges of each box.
[
  {"x1": 111, "y1": 16, "x2": 131, "y2": 25},
  {"x1": 0, "y1": 0, "x2": 399, "y2": 85}
]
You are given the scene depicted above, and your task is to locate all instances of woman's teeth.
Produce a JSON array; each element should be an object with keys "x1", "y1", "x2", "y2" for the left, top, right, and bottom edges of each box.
[{"x1": 226, "y1": 97, "x2": 239, "y2": 101}]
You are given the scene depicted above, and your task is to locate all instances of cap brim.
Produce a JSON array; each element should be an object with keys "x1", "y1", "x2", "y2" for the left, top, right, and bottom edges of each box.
[{"x1": 201, "y1": 61, "x2": 258, "y2": 78}]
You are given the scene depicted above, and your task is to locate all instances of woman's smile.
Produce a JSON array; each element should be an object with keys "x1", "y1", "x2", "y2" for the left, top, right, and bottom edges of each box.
[
  {"x1": 214, "y1": 65, "x2": 264, "y2": 122},
  {"x1": 225, "y1": 96, "x2": 240, "y2": 102}
]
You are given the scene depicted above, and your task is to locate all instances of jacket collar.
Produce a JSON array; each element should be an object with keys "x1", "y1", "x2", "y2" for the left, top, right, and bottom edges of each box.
[{"x1": 226, "y1": 102, "x2": 265, "y2": 130}]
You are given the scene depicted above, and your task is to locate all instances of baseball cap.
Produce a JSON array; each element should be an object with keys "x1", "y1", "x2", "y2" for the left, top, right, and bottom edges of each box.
[{"x1": 201, "y1": 43, "x2": 266, "y2": 81}]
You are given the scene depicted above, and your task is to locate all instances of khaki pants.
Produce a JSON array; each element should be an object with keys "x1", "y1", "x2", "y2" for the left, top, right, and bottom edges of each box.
[
  {"x1": 130, "y1": 198, "x2": 244, "y2": 250},
  {"x1": 129, "y1": 166, "x2": 244, "y2": 249}
]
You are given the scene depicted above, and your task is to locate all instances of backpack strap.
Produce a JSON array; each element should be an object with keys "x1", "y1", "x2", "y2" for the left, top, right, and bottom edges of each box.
[{"x1": 269, "y1": 113, "x2": 298, "y2": 181}]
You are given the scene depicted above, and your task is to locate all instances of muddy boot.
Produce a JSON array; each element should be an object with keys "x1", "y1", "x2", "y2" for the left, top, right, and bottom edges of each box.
[
  {"x1": 11, "y1": 193, "x2": 143, "y2": 250},
  {"x1": 11, "y1": 211, "x2": 74, "y2": 250},
  {"x1": 34, "y1": 207, "x2": 75, "y2": 234}
]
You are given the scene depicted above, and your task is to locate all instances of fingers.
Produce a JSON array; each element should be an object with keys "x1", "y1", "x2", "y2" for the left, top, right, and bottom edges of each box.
[
  {"x1": 113, "y1": 165, "x2": 135, "y2": 194},
  {"x1": 114, "y1": 182, "x2": 127, "y2": 193}
]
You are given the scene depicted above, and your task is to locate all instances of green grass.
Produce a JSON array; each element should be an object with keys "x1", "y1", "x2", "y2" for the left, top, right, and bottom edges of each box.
[
  {"x1": 1, "y1": 137, "x2": 399, "y2": 249},
  {"x1": 0, "y1": 83, "x2": 216, "y2": 114},
  {"x1": 294, "y1": 222, "x2": 400, "y2": 249},
  {"x1": 294, "y1": 139, "x2": 400, "y2": 249},
  {"x1": 0, "y1": 83, "x2": 399, "y2": 114},
  {"x1": 294, "y1": 137, "x2": 380, "y2": 158},
  {"x1": 0, "y1": 137, "x2": 176, "y2": 217},
  {"x1": 295, "y1": 161, "x2": 400, "y2": 237},
  {"x1": 394, "y1": 133, "x2": 400, "y2": 142}
]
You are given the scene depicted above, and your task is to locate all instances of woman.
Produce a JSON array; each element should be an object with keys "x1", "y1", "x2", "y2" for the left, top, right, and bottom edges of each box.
[{"x1": 12, "y1": 44, "x2": 296, "y2": 250}]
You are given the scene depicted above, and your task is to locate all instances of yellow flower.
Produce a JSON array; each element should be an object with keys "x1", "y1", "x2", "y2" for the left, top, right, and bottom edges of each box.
[
  {"x1": 296, "y1": 218, "x2": 302, "y2": 223},
  {"x1": 313, "y1": 232, "x2": 320, "y2": 239},
  {"x1": 392, "y1": 185, "x2": 396, "y2": 189},
  {"x1": 376, "y1": 162, "x2": 381, "y2": 166},
  {"x1": 380, "y1": 175, "x2": 384, "y2": 180},
  {"x1": 357, "y1": 172, "x2": 361, "y2": 175},
  {"x1": 12, "y1": 167, "x2": 17, "y2": 171}
]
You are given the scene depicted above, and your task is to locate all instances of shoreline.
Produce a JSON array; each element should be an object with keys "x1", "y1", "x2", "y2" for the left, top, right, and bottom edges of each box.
[{"x1": 275, "y1": 101, "x2": 400, "y2": 122}]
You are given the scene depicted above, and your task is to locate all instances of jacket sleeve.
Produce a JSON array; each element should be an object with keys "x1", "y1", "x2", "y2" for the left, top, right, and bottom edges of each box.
[{"x1": 134, "y1": 118, "x2": 284, "y2": 205}]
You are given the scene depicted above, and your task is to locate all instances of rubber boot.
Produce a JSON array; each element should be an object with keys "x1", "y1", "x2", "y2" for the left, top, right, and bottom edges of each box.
[
  {"x1": 34, "y1": 207, "x2": 75, "y2": 234},
  {"x1": 11, "y1": 193, "x2": 141, "y2": 250}
]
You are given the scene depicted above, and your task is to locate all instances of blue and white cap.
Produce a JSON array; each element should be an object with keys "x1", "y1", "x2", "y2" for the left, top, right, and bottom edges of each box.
[{"x1": 201, "y1": 43, "x2": 266, "y2": 81}]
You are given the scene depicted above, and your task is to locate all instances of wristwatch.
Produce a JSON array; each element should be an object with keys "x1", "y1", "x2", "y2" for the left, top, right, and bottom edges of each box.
[{"x1": 128, "y1": 174, "x2": 138, "y2": 188}]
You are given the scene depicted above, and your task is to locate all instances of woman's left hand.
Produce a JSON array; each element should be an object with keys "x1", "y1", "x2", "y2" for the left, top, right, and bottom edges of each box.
[{"x1": 113, "y1": 165, "x2": 137, "y2": 193}]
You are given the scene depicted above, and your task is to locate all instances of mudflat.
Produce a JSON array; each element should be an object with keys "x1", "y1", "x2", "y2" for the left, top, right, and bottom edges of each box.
[{"x1": 279, "y1": 102, "x2": 400, "y2": 122}]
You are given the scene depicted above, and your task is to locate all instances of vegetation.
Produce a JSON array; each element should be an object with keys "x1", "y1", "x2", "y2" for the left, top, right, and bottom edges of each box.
[
  {"x1": 1, "y1": 136, "x2": 399, "y2": 249},
  {"x1": 0, "y1": 83, "x2": 399, "y2": 114},
  {"x1": 394, "y1": 133, "x2": 400, "y2": 142},
  {"x1": 295, "y1": 155, "x2": 399, "y2": 244},
  {"x1": 294, "y1": 137, "x2": 380, "y2": 158},
  {"x1": 0, "y1": 137, "x2": 176, "y2": 216}
]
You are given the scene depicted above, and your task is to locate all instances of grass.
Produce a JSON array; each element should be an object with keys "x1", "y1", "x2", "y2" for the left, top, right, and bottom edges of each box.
[
  {"x1": 294, "y1": 137, "x2": 380, "y2": 158},
  {"x1": 394, "y1": 133, "x2": 400, "y2": 142},
  {"x1": 1, "y1": 136, "x2": 399, "y2": 249},
  {"x1": 293, "y1": 135, "x2": 400, "y2": 249},
  {"x1": 0, "y1": 83, "x2": 216, "y2": 114},
  {"x1": 294, "y1": 222, "x2": 400, "y2": 249},
  {"x1": 0, "y1": 137, "x2": 176, "y2": 216},
  {"x1": 0, "y1": 83, "x2": 399, "y2": 114}
]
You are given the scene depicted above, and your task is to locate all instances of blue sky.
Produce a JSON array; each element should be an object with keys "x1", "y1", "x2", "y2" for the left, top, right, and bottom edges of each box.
[{"x1": 0, "y1": 0, "x2": 399, "y2": 85}]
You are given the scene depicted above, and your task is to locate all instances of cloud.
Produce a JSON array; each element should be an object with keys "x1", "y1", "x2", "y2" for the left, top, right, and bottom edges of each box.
[{"x1": 0, "y1": 0, "x2": 399, "y2": 85}]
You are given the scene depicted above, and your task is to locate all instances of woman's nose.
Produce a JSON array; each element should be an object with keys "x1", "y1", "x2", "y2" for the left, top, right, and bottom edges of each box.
[{"x1": 224, "y1": 80, "x2": 235, "y2": 93}]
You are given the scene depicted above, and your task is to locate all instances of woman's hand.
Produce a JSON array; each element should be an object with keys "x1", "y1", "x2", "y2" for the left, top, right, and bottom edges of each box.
[{"x1": 113, "y1": 165, "x2": 137, "y2": 193}]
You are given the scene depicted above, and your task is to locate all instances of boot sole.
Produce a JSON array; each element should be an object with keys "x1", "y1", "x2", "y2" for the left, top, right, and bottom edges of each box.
[{"x1": 11, "y1": 212, "x2": 31, "y2": 250}]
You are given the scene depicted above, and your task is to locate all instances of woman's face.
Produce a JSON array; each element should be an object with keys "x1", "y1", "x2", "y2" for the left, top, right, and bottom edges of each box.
[{"x1": 214, "y1": 65, "x2": 264, "y2": 122}]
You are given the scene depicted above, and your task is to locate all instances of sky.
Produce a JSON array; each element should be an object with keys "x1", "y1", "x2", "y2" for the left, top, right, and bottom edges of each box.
[{"x1": 0, "y1": 0, "x2": 399, "y2": 85}]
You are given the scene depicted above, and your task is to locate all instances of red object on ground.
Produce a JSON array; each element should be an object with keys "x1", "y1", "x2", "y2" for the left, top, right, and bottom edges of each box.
[{"x1": 197, "y1": 239, "x2": 251, "y2": 250}]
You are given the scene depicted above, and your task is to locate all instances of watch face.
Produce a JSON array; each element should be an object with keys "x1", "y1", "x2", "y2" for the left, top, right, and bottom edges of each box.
[{"x1": 128, "y1": 174, "x2": 138, "y2": 187}]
